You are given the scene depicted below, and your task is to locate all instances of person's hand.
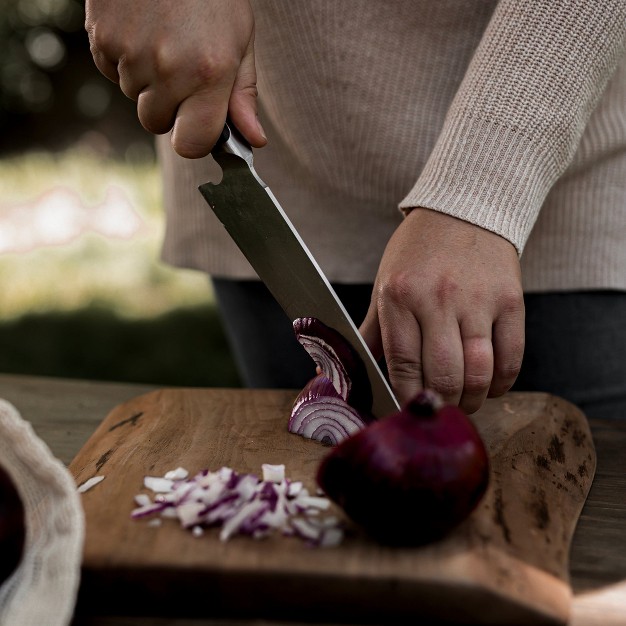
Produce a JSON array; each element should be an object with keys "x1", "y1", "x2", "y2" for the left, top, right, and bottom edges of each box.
[
  {"x1": 360, "y1": 208, "x2": 525, "y2": 414},
  {"x1": 85, "y1": 0, "x2": 266, "y2": 157}
]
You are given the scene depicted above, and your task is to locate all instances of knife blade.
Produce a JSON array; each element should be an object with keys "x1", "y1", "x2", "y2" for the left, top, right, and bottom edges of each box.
[{"x1": 198, "y1": 122, "x2": 399, "y2": 419}]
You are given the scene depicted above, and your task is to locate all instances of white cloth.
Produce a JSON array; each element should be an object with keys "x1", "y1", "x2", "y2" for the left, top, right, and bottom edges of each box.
[{"x1": 0, "y1": 399, "x2": 84, "y2": 626}]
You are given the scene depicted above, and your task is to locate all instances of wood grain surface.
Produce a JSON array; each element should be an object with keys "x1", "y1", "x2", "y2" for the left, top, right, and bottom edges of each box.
[{"x1": 69, "y1": 389, "x2": 595, "y2": 625}]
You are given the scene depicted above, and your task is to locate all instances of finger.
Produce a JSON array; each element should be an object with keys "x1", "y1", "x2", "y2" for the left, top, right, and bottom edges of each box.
[
  {"x1": 421, "y1": 318, "x2": 464, "y2": 407},
  {"x1": 459, "y1": 331, "x2": 493, "y2": 414},
  {"x1": 228, "y1": 32, "x2": 266, "y2": 148},
  {"x1": 88, "y1": 15, "x2": 154, "y2": 101},
  {"x1": 378, "y1": 304, "x2": 424, "y2": 406},
  {"x1": 85, "y1": 18, "x2": 122, "y2": 83},
  {"x1": 137, "y1": 85, "x2": 179, "y2": 135},
  {"x1": 489, "y1": 304, "x2": 525, "y2": 398},
  {"x1": 137, "y1": 43, "x2": 242, "y2": 138},
  {"x1": 171, "y1": 84, "x2": 233, "y2": 158}
]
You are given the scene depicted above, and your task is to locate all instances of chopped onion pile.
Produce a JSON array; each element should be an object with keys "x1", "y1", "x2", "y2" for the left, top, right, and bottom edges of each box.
[
  {"x1": 290, "y1": 318, "x2": 374, "y2": 446},
  {"x1": 131, "y1": 463, "x2": 343, "y2": 547}
]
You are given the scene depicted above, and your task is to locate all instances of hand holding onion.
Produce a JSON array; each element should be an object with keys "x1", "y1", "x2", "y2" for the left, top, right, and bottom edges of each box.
[{"x1": 359, "y1": 208, "x2": 525, "y2": 414}]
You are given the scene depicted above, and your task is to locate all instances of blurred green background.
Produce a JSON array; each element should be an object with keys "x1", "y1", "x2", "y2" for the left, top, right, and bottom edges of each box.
[{"x1": 0, "y1": 0, "x2": 241, "y2": 388}]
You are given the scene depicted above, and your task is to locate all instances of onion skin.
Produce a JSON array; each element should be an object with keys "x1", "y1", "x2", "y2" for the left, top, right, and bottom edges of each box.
[
  {"x1": 0, "y1": 464, "x2": 25, "y2": 584},
  {"x1": 316, "y1": 390, "x2": 489, "y2": 546}
]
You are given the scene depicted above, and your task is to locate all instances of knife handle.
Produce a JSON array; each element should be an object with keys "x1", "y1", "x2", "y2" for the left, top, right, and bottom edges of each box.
[
  {"x1": 213, "y1": 120, "x2": 254, "y2": 167},
  {"x1": 211, "y1": 119, "x2": 267, "y2": 186}
]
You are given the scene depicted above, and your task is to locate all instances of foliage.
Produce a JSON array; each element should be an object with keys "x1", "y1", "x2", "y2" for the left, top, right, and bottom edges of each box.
[
  {"x1": 0, "y1": 0, "x2": 149, "y2": 157},
  {"x1": 1, "y1": 0, "x2": 84, "y2": 116}
]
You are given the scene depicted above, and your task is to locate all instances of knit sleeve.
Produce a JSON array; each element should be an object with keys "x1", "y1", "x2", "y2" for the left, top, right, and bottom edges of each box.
[{"x1": 398, "y1": 0, "x2": 626, "y2": 254}]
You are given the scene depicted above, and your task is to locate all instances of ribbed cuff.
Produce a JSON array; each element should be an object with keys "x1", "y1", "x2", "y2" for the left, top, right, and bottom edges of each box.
[{"x1": 399, "y1": 110, "x2": 563, "y2": 254}]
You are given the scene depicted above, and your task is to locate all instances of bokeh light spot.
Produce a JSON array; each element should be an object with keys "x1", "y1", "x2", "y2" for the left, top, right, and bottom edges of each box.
[{"x1": 25, "y1": 28, "x2": 66, "y2": 69}]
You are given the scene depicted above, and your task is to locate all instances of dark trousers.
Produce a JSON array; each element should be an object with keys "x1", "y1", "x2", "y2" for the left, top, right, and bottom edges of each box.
[{"x1": 212, "y1": 279, "x2": 626, "y2": 420}]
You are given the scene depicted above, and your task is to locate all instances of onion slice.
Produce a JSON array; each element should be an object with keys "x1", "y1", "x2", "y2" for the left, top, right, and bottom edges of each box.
[
  {"x1": 289, "y1": 375, "x2": 367, "y2": 446},
  {"x1": 293, "y1": 317, "x2": 373, "y2": 414},
  {"x1": 290, "y1": 317, "x2": 377, "y2": 445}
]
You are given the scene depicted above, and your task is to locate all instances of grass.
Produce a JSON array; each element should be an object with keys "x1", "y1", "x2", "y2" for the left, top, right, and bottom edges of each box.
[{"x1": 0, "y1": 148, "x2": 241, "y2": 387}]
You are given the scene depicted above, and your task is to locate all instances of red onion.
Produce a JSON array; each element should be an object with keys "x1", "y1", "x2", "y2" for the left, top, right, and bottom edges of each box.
[
  {"x1": 0, "y1": 464, "x2": 25, "y2": 584},
  {"x1": 290, "y1": 318, "x2": 375, "y2": 445},
  {"x1": 293, "y1": 318, "x2": 373, "y2": 415},
  {"x1": 316, "y1": 390, "x2": 489, "y2": 546},
  {"x1": 289, "y1": 374, "x2": 367, "y2": 446}
]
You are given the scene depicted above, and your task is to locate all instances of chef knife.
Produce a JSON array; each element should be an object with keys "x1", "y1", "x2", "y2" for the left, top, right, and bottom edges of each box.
[{"x1": 199, "y1": 122, "x2": 399, "y2": 419}]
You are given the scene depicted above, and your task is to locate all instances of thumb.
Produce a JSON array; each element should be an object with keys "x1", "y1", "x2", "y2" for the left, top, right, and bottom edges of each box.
[{"x1": 228, "y1": 34, "x2": 266, "y2": 148}]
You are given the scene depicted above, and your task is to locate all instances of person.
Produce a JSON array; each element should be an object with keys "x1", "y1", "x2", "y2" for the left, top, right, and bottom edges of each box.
[{"x1": 85, "y1": 0, "x2": 626, "y2": 418}]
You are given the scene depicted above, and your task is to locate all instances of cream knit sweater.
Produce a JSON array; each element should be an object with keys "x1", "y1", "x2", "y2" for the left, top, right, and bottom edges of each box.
[{"x1": 158, "y1": 0, "x2": 626, "y2": 293}]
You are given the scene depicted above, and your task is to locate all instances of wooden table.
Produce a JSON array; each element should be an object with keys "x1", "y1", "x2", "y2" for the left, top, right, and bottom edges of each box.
[{"x1": 0, "y1": 373, "x2": 624, "y2": 626}]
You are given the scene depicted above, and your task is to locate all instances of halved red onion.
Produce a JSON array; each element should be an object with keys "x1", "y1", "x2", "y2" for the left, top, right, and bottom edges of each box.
[{"x1": 316, "y1": 390, "x2": 490, "y2": 546}]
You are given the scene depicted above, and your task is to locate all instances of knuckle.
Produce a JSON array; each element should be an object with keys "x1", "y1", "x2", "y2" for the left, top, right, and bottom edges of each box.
[
  {"x1": 490, "y1": 359, "x2": 523, "y2": 396},
  {"x1": 117, "y1": 50, "x2": 140, "y2": 77},
  {"x1": 463, "y1": 372, "x2": 492, "y2": 396},
  {"x1": 151, "y1": 40, "x2": 178, "y2": 77},
  {"x1": 387, "y1": 356, "x2": 422, "y2": 382},
  {"x1": 434, "y1": 274, "x2": 461, "y2": 308},
  {"x1": 193, "y1": 52, "x2": 238, "y2": 85},
  {"x1": 89, "y1": 23, "x2": 136, "y2": 64},
  {"x1": 235, "y1": 82, "x2": 259, "y2": 100},
  {"x1": 494, "y1": 360, "x2": 522, "y2": 385},
  {"x1": 376, "y1": 271, "x2": 416, "y2": 306},
  {"x1": 462, "y1": 340, "x2": 493, "y2": 394},
  {"x1": 87, "y1": 23, "x2": 110, "y2": 52},
  {"x1": 495, "y1": 337, "x2": 524, "y2": 381},
  {"x1": 498, "y1": 286, "x2": 525, "y2": 313},
  {"x1": 426, "y1": 373, "x2": 463, "y2": 399}
]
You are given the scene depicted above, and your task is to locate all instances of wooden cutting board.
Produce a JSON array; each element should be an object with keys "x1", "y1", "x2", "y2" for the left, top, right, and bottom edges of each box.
[{"x1": 69, "y1": 389, "x2": 595, "y2": 625}]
